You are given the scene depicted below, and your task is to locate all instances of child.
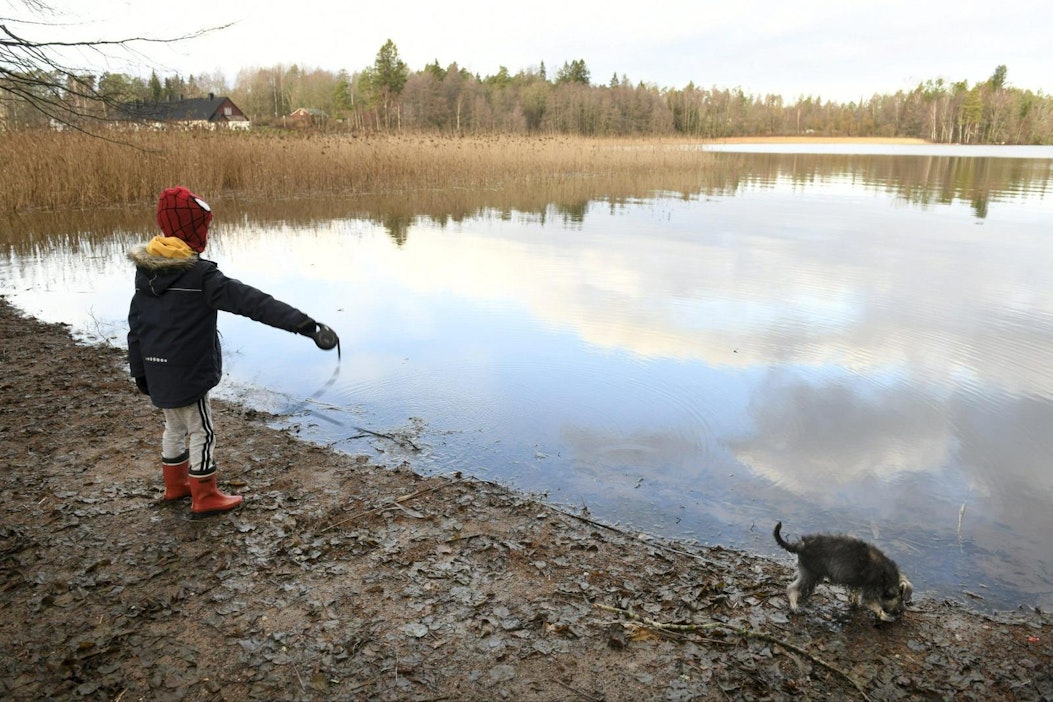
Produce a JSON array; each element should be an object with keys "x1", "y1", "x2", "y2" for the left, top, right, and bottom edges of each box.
[{"x1": 127, "y1": 186, "x2": 338, "y2": 517}]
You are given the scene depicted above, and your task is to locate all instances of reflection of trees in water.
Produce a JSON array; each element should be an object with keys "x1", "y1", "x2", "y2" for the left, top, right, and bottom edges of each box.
[
  {"x1": 736, "y1": 153, "x2": 1050, "y2": 220},
  {"x1": 379, "y1": 214, "x2": 413, "y2": 246},
  {"x1": 2, "y1": 169, "x2": 741, "y2": 250},
  {"x1": 971, "y1": 194, "x2": 990, "y2": 219},
  {"x1": 554, "y1": 200, "x2": 589, "y2": 224},
  {"x1": 3, "y1": 154, "x2": 1048, "y2": 250}
]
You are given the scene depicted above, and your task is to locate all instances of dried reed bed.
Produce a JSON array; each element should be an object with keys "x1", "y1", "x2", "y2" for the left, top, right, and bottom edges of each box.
[{"x1": 0, "y1": 130, "x2": 715, "y2": 213}]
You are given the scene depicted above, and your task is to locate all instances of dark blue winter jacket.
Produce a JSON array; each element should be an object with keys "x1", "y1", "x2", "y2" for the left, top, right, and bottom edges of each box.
[{"x1": 127, "y1": 243, "x2": 311, "y2": 409}]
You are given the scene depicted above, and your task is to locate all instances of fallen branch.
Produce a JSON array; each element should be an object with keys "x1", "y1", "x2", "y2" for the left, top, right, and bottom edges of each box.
[
  {"x1": 551, "y1": 506, "x2": 724, "y2": 568},
  {"x1": 346, "y1": 425, "x2": 422, "y2": 452},
  {"x1": 595, "y1": 603, "x2": 871, "y2": 702},
  {"x1": 318, "y1": 480, "x2": 460, "y2": 533}
]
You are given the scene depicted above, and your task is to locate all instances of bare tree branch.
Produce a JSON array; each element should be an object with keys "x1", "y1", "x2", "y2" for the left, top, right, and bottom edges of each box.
[{"x1": 1, "y1": 2, "x2": 231, "y2": 133}]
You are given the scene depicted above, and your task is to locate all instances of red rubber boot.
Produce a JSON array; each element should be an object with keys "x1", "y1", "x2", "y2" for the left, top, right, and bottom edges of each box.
[
  {"x1": 162, "y1": 454, "x2": 191, "y2": 501},
  {"x1": 189, "y1": 475, "x2": 243, "y2": 517}
]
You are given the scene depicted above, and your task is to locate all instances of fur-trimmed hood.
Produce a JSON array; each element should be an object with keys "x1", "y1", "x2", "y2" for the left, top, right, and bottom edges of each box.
[
  {"x1": 128, "y1": 242, "x2": 202, "y2": 298},
  {"x1": 127, "y1": 242, "x2": 199, "y2": 272}
]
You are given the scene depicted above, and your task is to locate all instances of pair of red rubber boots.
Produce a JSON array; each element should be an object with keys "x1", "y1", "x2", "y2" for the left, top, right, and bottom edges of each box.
[{"x1": 162, "y1": 456, "x2": 242, "y2": 516}]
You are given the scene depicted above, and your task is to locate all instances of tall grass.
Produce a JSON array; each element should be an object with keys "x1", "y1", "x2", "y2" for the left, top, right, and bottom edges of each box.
[{"x1": 0, "y1": 130, "x2": 718, "y2": 213}]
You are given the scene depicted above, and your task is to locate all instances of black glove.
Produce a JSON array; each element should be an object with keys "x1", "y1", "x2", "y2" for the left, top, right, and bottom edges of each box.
[
  {"x1": 134, "y1": 376, "x2": 149, "y2": 395},
  {"x1": 297, "y1": 317, "x2": 339, "y2": 351},
  {"x1": 311, "y1": 323, "x2": 339, "y2": 351}
]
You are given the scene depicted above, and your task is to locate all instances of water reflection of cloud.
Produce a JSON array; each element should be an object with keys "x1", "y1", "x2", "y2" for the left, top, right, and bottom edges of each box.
[
  {"x1": 208, "y1": 198, "x2": 1053, "y2": 494},
  {"x1": 360, "y1": 195, "x2": 1053, "y2": 405},
  {"x1": 729, "y1": 369, "x2": 959, "y2": 495}
]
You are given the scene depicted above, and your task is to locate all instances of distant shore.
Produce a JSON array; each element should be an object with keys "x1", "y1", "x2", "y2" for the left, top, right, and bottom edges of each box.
[{"x1": 701, "y1": 136, "x2": 930, "y2": 145}]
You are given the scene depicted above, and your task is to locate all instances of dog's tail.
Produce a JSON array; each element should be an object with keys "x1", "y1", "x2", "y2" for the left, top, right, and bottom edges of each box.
[{"x1": 773, "y1": 521, "x2": 801, "y2": 553}]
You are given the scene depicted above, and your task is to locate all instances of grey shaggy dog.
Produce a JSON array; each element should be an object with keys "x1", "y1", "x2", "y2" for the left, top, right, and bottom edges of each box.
[{"x1": 773, "y1": 521, "x2": 913, "y2": 621}]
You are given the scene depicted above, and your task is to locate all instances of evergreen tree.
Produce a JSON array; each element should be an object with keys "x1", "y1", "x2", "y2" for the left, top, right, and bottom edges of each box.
[
  {"x1": 556, "y1": 59, "x2": 590, "y2": 85},
  {"x1": 363, "y1": 39, "x2": 409, "y2": 129},
  {"x1": 148, "y1": 71, "x2": 162, "y2": 101}
]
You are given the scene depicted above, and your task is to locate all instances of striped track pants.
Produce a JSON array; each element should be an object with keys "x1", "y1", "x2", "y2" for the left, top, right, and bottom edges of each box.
[{"x1": 161, "y1": 394, "x2": 216, "y2": 477}]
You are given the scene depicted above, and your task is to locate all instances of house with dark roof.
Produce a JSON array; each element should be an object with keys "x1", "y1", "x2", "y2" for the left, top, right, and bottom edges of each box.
[{"x1": 116, "y1": 93, "x2": 250, "y2": 130}]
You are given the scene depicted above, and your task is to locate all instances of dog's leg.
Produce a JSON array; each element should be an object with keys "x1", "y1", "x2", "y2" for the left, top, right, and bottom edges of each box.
[
  {"x1": 899, "y1": 575, "x2": 913, "y2": 603},
  {"x1": 787, "y1": 571, "x2": 803, "y2": 611},
  {"x1": 787, "y1": 568, "x2": 818, "y2": 612}
]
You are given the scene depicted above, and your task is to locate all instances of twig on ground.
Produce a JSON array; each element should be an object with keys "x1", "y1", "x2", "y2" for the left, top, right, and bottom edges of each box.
[
  {"x1": 551, "y1": 506, "x2": 724, "y2": 568},
  {"x1": 348, "y1": 425, "x2": 422, "y2": 452},
  {"x1": 318, "y1": 480, "x2": 460, "y2": 533}
]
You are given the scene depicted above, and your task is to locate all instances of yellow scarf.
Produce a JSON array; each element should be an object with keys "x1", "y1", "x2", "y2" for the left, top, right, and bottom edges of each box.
[{"x1": 145, "y1": 235, "x2": 194, "y2": 259}]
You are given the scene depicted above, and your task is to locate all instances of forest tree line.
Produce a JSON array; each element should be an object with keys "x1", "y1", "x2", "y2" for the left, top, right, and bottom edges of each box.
[{"x1": 3, "y1": 39, "x2": 1052, "y2": 144}]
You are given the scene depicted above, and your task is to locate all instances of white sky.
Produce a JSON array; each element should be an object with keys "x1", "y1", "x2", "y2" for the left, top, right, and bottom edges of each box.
[{"x1": 11, "y1": 0, "x2": 1053, "y2": 102}]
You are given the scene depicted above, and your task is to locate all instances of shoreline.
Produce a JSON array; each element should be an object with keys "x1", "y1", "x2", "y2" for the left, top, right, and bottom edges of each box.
[
  {"x1": 1, "y1": 293, "x2": 1050, "y2": 700},
  {"x1": 699, "y1": 136, "x2": 930, "y2": 145}
]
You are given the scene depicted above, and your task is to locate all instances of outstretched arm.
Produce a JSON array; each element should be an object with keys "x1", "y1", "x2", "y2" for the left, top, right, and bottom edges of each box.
[
  {"x1": 203, "y1": 265, "x2": 339, "y2": 350},
  {"x1": 204, "y1": 266, "x2": 312, "y2": 332}
]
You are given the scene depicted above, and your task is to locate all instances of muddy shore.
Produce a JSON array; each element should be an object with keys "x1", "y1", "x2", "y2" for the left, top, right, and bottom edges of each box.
[{"x1": 0, "y1": 295, "x2": 1049, "y2": 701}]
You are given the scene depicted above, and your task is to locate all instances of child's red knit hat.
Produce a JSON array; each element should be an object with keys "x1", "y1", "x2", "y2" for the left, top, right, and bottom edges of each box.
[{"x1": 156, "y1": 186, "x2": 212, "y2": 253}]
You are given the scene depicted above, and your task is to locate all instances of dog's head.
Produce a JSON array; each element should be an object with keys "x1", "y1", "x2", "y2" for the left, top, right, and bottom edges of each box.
[{"x1": 880, "y1": 574, "x2": 913, "y2": 617}]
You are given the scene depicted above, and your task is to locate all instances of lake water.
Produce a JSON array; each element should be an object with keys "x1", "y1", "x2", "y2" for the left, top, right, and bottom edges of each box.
[{"x1": 3, "y1": 145, "x2": 1052, "y2": 613}]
